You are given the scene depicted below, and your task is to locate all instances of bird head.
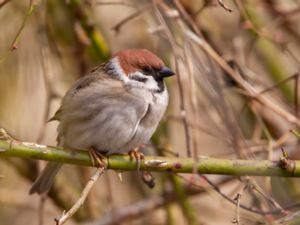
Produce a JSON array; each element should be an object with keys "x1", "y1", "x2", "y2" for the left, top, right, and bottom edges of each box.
[{"x1": 106, "y1": 49, "x2": 175, "y2": 92}]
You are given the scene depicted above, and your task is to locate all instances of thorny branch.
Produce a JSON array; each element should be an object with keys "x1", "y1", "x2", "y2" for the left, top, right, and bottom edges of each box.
[{"x1": 1, "y1": 137, "x2": 300, "y2": 177}]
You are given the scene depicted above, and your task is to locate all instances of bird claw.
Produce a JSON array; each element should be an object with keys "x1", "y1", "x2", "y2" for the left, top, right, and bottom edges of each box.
[
  {"x1": 128, "y1": 149, "x2": 145, "y2": 170},
  {"x1": 88, "y1": 148, "x2": 107, "y2": 168}
]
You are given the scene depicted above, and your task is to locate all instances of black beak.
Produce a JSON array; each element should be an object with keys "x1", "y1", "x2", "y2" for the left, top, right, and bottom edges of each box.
[{"x1": 158, "y1": 67, "x2": 175, "y2": 79}]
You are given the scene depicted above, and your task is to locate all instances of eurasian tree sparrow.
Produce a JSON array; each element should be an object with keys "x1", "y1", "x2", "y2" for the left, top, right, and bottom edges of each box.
[{"x1": 30, "y1": 49, "x2": 174, "y2": 194}]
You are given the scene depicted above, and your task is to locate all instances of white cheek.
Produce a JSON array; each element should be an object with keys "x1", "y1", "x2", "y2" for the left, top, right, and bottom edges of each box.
[
  {"x1": 107, "y1": 57, "x2": 130, "y2": 82},
  {"x1": 155, "y1": 87, "x2": 168, "y2": 106},
  {"x1": 128, "y1": 72, "x2": 159, "y2": 91},
  {"x1": 145, "y1": 76, "x2": 159, "y2": 90}
]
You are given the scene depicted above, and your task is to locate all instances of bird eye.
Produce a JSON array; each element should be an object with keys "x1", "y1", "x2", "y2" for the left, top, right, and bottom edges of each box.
[{"x1": 143, "y1": 67, "x2": 153, "y2": 74}]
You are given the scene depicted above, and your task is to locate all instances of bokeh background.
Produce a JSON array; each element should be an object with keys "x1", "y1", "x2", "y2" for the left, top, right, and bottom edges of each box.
[{"x1": 1, "y1": 0, "x2": 300, "y2": 224}]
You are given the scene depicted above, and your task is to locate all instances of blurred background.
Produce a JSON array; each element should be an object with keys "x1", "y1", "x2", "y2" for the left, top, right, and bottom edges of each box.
[{"x1": 1, "y1": 0, "x2": 300, "y2": 224}]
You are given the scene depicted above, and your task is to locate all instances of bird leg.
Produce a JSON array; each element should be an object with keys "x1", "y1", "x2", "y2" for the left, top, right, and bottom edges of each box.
[
  {"x1": 129, "y1": 149, "x2": 155, "y2": 188},
  {"x1": 88, "y1": 147, "x2": 107, "y2": 168},
  {"x1": 128, "y1": 148, "x2": 145, "y2": 170}
]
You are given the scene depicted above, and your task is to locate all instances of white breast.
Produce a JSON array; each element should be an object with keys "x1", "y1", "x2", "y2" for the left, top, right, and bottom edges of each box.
[{"x1": 109, "y1": 85, "x2": 169, "y2": 153}]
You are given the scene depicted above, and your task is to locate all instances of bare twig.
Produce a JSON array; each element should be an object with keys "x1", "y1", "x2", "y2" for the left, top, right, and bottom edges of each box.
[
  {"x1": 154, "y1": 3, "x2": 192, "y2": 157},
  {"x1": 275, "y1": 210, "x2": 300, "y2": 224},
  {"x1": 232, "y1": 181, "x2": 248, "y2": 225},
  {"x1": 84, "y1": 177, "x2": 232, "y2": 225},
  {"x1": 218, "y1": 0, "x2": 233, "y2": 12},
  {"x1": 112, "y1": 3, "x2": 151, "y2": 34},
  {"x1": 186, "y1": 30, "x2": 300, "y2": 127},
  {"x1": 0, "y1": 0, "x2": 12, "y2": 9},
  {"x1": 165, "y1": 114, "x2": 230, "y2": 143},
  {"x1": 258, "y1": 73, "x2": 299, "y2": 96},
  {"x1": 195, "y1": 175, "x2": 288, "y2": 215},
  {"x1": 250, "y1": 179, "x2": 285, "y2": 213},
  {"x1": 93, "y1": 0, "x2": 134, "y2": 7},
  {"x1": 85, "y1": 191, "x2": 172, "y2": 225},
  {"x1": 10, "y1": 0, "x2": 36, "y2": 50},
  {"x1": 173, "y1": 0, "x2": 202, "y2": 36},
  {"x1": 55, "y1": 167, "x2": 105, "y2": 225},
  {"x1": 91, "y1": 0, "x2": 134, "y2": 7}
]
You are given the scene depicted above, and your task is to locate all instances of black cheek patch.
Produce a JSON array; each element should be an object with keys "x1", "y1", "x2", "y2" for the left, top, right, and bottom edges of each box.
[
  {"x1": 156, "y1": 79, "x2": 165, "y2": 93},
  {"x1": 130, "y1": 75, "x2": 148, "y2": 83}
]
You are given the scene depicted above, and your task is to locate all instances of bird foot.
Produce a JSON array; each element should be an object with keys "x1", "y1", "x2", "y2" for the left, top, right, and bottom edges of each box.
[
  {"x1": 128, "y1": 149, "x2": 145, "y2": 170},
  {"x1": 88, "y1": 148, "x2": 107, "y2": 168}
]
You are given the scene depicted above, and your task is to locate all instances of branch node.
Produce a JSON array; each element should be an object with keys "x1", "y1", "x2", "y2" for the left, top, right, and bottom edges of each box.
[
  {"x1": 0, "y1": 128, "x2": 14, "y2": 152},
  {"x1": 0, "y1": 128, "x2": 13, "y2": 141},
  {"x1": 141, "y1": 171, "x2": 155, "y2": 189},
  {"x1": 279, "y1": 148, "x2": 296, "y2": 174},
  {"x1": 144, "y1": 159, "x2": 168, "y2": 168}
]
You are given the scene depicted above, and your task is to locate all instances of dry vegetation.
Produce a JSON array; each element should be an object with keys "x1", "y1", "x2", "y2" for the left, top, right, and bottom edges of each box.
[{"x1": 1, "y1": 0, "x2": 300, "y2": 224}]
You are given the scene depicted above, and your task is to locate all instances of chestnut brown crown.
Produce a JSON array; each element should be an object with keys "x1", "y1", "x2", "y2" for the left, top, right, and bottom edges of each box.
[{"x1": 113, "y1": 49, "x2": 175, "y2": 79}]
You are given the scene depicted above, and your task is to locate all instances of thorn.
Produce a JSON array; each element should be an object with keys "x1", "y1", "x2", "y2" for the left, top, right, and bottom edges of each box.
[
  {"x1": 279, "y1": 147, "x2": 296, "y2": 174},
  {"x1": 141, "y1": 171, "x2": 155, "y2": 189},
  {"x1": 145, "y1": 159, "x2": 168, "y2": 168},
  {"x1": 281, "y1": 147, "x2": 289, "y2": 159},
  {"x1": 11, "y1": 45, "x2": 17, "y2": 51},
  {"x1": 117, "y1": 172, "x2": 123, "y2": 183}
]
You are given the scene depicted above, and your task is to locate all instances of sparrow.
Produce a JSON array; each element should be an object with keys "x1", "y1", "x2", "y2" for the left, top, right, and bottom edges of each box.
[{"x1": 29, "y1": 49, "x2": 175, "y2": 194}]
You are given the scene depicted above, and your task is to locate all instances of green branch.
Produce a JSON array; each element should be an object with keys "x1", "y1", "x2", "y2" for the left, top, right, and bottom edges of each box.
[{"x1": 0, "y1": 139, "x2": 299, "y2": 177}]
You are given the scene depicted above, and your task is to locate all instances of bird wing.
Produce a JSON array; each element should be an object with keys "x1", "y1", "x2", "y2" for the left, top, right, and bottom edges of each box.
[
  {"x1": 54, "y1": 74, "x2": 150, "y2": 151},
  {"x1": 48, "y1": 75, "x2": 102, "y2": 122}
]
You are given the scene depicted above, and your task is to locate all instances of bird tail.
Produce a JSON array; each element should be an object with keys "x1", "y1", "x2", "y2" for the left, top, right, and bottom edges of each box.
[{"x1": 29, "y1": 162, "x2": 62, "y2": 195}]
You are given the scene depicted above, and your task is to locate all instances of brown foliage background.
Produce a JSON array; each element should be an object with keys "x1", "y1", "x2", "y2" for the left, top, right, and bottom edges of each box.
[{"x1": 1, "y1": 0, "x2": 300, "y2": 224}]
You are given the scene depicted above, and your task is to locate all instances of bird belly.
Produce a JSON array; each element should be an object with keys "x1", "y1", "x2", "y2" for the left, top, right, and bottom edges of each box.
[
  {"x1": 110, "y1": 92, "x2": 168, "y2": 153},
  {"x1": 61, "y1": 108, "x2": 138, "y2": 153},
  {"x1": 58, "y1": 82, "x2": 168, "y2": 154}
]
